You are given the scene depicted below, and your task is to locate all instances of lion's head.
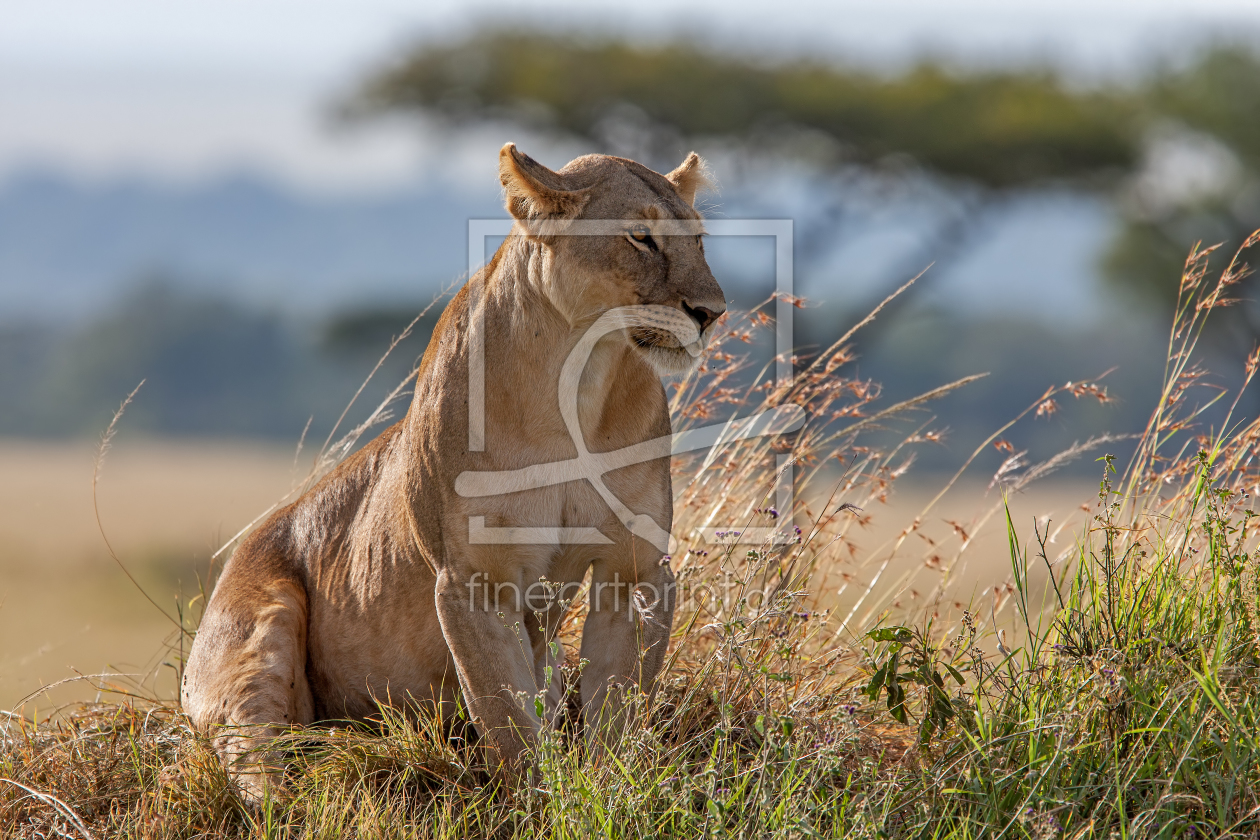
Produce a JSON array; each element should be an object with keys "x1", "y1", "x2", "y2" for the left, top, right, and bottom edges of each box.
[{"x1": 498, "y1": 144, "x2": 727, "y2": 375}]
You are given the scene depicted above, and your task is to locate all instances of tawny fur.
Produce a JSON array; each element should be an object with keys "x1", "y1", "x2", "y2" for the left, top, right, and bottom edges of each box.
[{"x1": 182, "y1": 145, "x2": 726, "y2": 800}]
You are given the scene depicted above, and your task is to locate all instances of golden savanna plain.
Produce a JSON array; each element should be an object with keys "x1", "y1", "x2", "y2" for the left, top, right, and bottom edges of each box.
[{"x1": 0, "y1": 436, "x2": 1096, "y2": 713}]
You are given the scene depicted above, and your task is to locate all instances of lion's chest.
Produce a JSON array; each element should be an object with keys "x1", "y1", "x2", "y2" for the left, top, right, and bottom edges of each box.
[
  {"x1": 459, "y1": 386, "x2": 671, "y2": 536},
  {"x1": 462, "y1": 455, "x2": 669, "y2": 540}
]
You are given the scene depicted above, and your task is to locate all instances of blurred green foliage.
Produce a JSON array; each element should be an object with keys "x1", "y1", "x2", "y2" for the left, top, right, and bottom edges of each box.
[
  {"x1": 1104, "y1": 47, "x2": 1260, "y2": 333},
  {"x1": 354, "y1": 31, "x2": 1139, "y2": 188},
  {"x1": 354, "y1": 31, "x2": 1260, "y2": 333},
  {"x1": 0, "y1": 280, "x2": 1169, "y2": 470},
  {"x1": 1152, "y1": 46, "x2": 1260, "y2": 170},
  {"x1": 320, "y1": 306, "x2": 441, "y2": 357},
  {"x1": 0, "y1": 280, "x2": 431, "y2": 439}
]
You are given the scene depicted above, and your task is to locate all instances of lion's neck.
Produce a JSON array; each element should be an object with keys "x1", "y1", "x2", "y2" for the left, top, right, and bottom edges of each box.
[{"x1": 481, "y1": 237, "x2": 644, "y2": 449}]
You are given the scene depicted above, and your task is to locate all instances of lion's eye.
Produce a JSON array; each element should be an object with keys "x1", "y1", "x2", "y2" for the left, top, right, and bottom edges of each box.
[{"x1": 629, "y1": 224, "x2": 651, "y2": 243}]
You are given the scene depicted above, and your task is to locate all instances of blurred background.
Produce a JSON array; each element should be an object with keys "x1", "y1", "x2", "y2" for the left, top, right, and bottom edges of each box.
[{"x1": 4, "y1": 0, "x2": 1260, "y2": 709}]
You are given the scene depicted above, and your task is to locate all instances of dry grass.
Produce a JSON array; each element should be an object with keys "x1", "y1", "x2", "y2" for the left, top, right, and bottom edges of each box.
[{"x1": 0, "y1": 439, "x2": 298, "y2": 710}]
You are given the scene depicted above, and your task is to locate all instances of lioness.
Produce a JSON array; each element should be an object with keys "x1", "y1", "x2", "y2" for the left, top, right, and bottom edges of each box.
[{"x1": 182, "y1": 144, "x2": 726, "y2": 798}]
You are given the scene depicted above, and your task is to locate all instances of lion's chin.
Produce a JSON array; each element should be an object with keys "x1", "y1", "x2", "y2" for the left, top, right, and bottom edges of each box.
[{"x1": 634, "y1": 343, "x2": 702, "y2": 377}]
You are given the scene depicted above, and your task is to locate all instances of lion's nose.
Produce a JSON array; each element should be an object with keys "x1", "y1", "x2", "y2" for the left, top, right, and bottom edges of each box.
[{"x1": 682, "y1": 301, "x2": 724, "y2": 333}]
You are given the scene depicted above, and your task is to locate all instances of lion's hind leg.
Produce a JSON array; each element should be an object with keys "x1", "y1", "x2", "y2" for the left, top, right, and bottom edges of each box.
[{"x1": 182, "y1": 571, "x2": 314, "y2": 804}]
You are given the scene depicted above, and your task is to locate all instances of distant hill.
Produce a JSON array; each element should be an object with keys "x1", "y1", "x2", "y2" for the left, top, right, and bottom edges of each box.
[
  {"x1": 0, "y1": 170, "x2": 503, "y2": 322},
  {"x1": 0, "y1": 166, "x2": 1126, "y2": 326},
  {"x1": 0, "y1": 166, "x2": 1199, "y2": 477}
]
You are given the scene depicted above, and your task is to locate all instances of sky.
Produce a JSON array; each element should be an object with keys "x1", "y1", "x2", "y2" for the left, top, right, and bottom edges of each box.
[{"x1": 3, "y1": 0, "x2": 1260, "y2": 194}]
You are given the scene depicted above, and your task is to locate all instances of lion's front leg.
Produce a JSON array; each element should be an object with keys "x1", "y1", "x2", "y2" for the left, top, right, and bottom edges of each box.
[
  {"x1": 434, "y1": 567, "x2": 544, "y2": 772},
  {"x1": 578, "y1": 553, "x2": 676, "y2": 757}
]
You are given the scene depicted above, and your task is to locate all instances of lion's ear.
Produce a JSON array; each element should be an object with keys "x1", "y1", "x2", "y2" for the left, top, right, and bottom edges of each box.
[
  {"x1": 666, "y1": 152, "x2": 711, "y2": 207},
  {"x1": 499, "y1": 143, "x2": 589, "y2": 221}
]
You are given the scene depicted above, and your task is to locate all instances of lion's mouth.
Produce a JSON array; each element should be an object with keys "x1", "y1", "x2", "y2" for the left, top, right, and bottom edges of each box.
[
  {"x1": 624, "y1": 307, "x2": 708, "y2": 375},
  {"x1": 631, "y1": 327, "x2": 685, "y2": 351}
]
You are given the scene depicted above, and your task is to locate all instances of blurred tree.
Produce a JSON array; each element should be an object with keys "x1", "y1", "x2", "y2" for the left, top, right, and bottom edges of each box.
[
  {"x1": 352, "y1": 30, "x2": 1260, "y2": 356},
  {"x1": 32, "y1": 279, "x2": 305, "y2": 436},
  {"x1": 1103, "y1": 46, "x2": 1260, "y2": 350},
  {"x1": 348, "y1": 30, "x2": 1144, "y2": 330},
  {"x1": 0, "y1": 323, "x2": 58, "y2": 433},
  {"x1": 320, "y1": 305, "x2": 440, "y2": 360},
  {"x1": 0, "y1": 281, "x2": 446, "y2": 439},
  {"x1": 351, "y1": 31, "x2": 1138, "y2": 187},
  {"x1": 1154, "y1": 46, "x2": 1260, "y2": 172}
]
